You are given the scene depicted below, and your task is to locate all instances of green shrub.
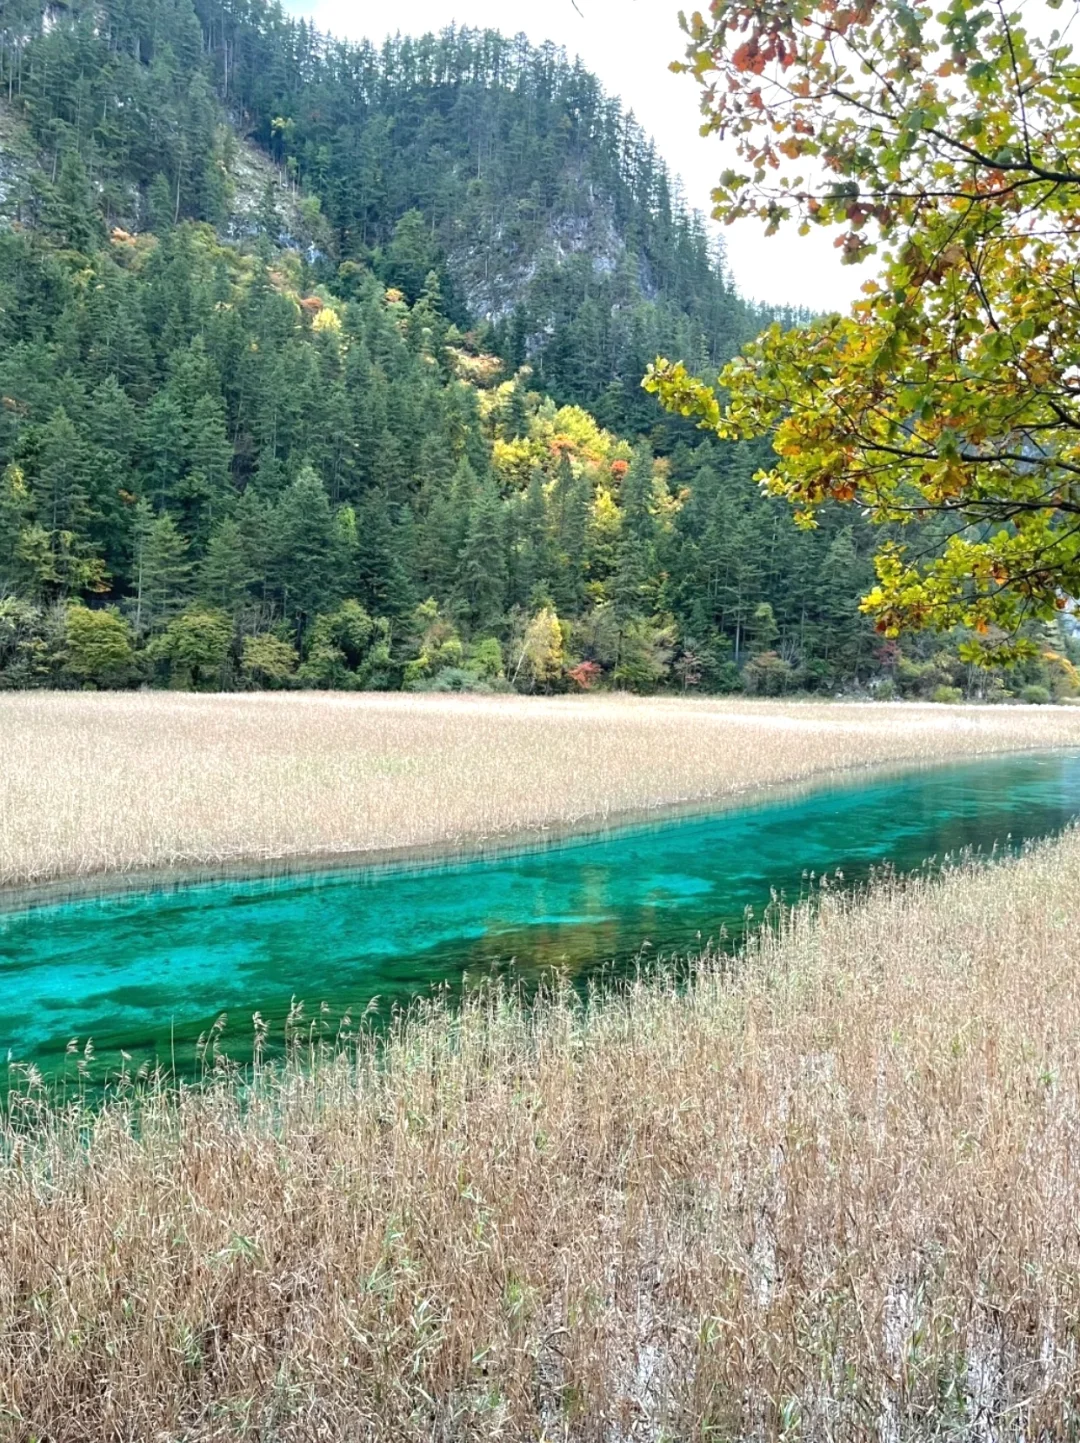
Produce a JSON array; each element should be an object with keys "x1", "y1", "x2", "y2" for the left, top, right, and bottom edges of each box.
[
  {"x1": 403, "y1": 599, "x2": 464, "y2": 688},
  {"x1": 0, "y1": 598, "x2": 63, "y2": 687},
  {"x1": 147, "y1": 608, "x2": 232, "y2": 689},
  {"x1": 714, "y1": 660, "x2": 744, "y2": 694},
  {"x1": 419, "y1": 667, "x2": 491, "y2": 693},
  {"x1": 65, "y1": 605, "x2": 135, "y2": 688},
  {"x1": 742, "y1": 650, "x2": 795, "y2": 696},
  {"x1": 931, "y1": 684, "x2": 963, "y2": 704},
  {"x1": 241, "y1": 633, "x2": 299, "y2": 688},
  {"x1": 467, "y1": 636, "x2": 504, "y2": 681},
  {"x1": 610, "y1": 617, "x2": 675, "y2": 693},
  {"x1": 1021, "y1": 684, "x2": 1052, "y2": 705},
  {"x1": 299, "y1": 601, "x2": 392, "y2": 690}
]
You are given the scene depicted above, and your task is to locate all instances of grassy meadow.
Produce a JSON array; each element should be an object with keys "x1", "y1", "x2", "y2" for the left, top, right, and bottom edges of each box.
[
  {"x1": 5, "y1": 690, "x2": 1080, "y2": 890},
  {"x1": 4, "y1": 826, "x2": 1080, "y2": 1437}
]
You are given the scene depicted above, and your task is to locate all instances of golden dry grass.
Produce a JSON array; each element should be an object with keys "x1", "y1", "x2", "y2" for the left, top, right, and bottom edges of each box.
[
  {"x1": 4, "y1": 830, "x2": 1080, "y2": 1438},
  {"x1": 4, "y1": 690, "x2": 1080, "y2": 889}
]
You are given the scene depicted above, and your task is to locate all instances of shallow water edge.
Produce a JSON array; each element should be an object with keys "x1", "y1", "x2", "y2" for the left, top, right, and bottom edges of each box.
[
  {"x1": 5, "y1": 748, "x2": 1080, "y2": 1078},
  {"x1": 1, "y1": 742, "x2": 1072, "y2": 915}
]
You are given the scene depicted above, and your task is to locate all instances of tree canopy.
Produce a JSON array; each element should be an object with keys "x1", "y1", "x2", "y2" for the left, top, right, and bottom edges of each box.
[{"x1": 646, "y1": 0, "x2": 1080, "y2": 661}]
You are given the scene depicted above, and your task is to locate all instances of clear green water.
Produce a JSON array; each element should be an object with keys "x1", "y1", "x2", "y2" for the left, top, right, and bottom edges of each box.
[{"x1": 3, "y1": 750, "x2": 1080, "y2": 1078}]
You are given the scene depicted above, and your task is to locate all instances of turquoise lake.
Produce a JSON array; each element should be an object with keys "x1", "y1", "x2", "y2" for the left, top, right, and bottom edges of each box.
[{"x1": 3, "y1": 749, "x2": 1080, "y2": 1077}]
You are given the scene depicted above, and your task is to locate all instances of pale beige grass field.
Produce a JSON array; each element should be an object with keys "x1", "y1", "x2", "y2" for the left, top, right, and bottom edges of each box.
[
  {"x1": 5, "y1": 826, "x2": 1080, "y2": 1438},
  {"x1": 4, "y1": 691, "x2": 1080, "y2": 888}
]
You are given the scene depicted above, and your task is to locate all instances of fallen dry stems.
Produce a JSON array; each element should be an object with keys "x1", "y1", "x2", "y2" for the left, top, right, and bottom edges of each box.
[
  {"x1": 4, "y1": 831, "x2": 1080, "y2": 1439},
  {"x1": 4, "y1": 691, "x2": 1080, "y2": 888}
]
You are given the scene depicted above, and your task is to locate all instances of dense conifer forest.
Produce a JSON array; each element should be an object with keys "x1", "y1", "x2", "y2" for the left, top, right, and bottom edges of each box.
[{"x1": 0, "y1": 0, "x2": 1072, "y2": 697}]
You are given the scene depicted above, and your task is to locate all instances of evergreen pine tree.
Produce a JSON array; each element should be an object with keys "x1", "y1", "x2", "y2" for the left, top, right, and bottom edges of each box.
[
  {"x1": 148, "y1": 172, "x2": 175, "y2": 234},
  {"x1": 613, "y1": 445, "x2": 656, "y2": 626},
  {"x1": 268, "y1": 466, "x2": 343, "y2": 624},
  {"x1": 133, "y1": 501, "x2": 192, "y2": 631},
  {"x1": 459, "y1": 478, "x2": 507, "y2": 634},
  {"x1": 354, "y1": 488, "x2": 414, "y2": 619},
  {"x1": 517, "y1": 466, "x2": 555, "y2": 607},
  {"x1": 0, "y1": 464, "x2": 33, "y2": 592},
  {"x1": 551, "y1": 454, "x2": 590, "y2": 615},
  {"x1": 43, "y1": 151, "x2": 104, "y2": 254},
  {"x1": 199, "y1": 517, "x2": 256, "y2": 616}
]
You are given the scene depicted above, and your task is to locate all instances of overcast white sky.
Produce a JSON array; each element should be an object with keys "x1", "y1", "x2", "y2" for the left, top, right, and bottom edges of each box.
[{"x1": 283, "y1": 0, "x2": 865, "y2": 311}]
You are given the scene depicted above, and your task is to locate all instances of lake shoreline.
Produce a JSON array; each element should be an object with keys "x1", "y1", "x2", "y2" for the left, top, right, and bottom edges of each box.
[
  {"x1": 1, "y1": 741, "x2": 1076, "y2": 915},
  {"x1": 7, "y1": 692, "x2": 1080, "y2": 910}
]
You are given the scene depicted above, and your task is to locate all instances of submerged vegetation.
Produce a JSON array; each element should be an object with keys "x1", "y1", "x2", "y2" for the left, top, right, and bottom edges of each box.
[
  {"x1": 6, "y1": 827, "x2": 1080, "y2": 1436},
  {"x1": 5, "y1": 691, "x2": 1080, "y2": 890}
]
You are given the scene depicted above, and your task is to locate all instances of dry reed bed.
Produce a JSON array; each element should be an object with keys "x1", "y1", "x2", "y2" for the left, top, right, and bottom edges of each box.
[
  {"x1": 4, "y1": 691, "x2": 1080, "y2": 888},
  {"x1": 4, "y1": 832, "x2": 1080, "y2": 1439}
]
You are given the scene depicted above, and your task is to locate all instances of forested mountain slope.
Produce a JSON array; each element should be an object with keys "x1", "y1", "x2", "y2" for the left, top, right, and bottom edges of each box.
[
  {"x1": 2, "y1": 2, "x2": 765, "y2": 430},
  {"x1": 0, "y1": 0, "x2": 1069, "y2": 699}
]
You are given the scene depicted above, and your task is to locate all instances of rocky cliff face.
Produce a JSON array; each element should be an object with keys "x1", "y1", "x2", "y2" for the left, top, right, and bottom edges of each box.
[
  {"x1": 0, "y1": 95, "x2": 309, "y2": 252},
  {"x1": 447, "y1": 192, "x2": 632, "y2": 326}
]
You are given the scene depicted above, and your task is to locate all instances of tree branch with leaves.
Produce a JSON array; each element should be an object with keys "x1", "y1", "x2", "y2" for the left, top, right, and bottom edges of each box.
[{"x1": 645, "y1": 0, "x2": 1080, "y2": 660}]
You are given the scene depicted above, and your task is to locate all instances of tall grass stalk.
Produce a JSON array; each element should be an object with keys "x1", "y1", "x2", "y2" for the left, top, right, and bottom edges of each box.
[{"x1": 4, "y1": 831, "x2": 1080, "y2": 1438}]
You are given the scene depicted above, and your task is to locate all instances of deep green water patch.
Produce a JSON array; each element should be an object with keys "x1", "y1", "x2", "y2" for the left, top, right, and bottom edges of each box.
[{"x1": 4, "y1": 751, "x2": 1080, "y2": 1079}]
